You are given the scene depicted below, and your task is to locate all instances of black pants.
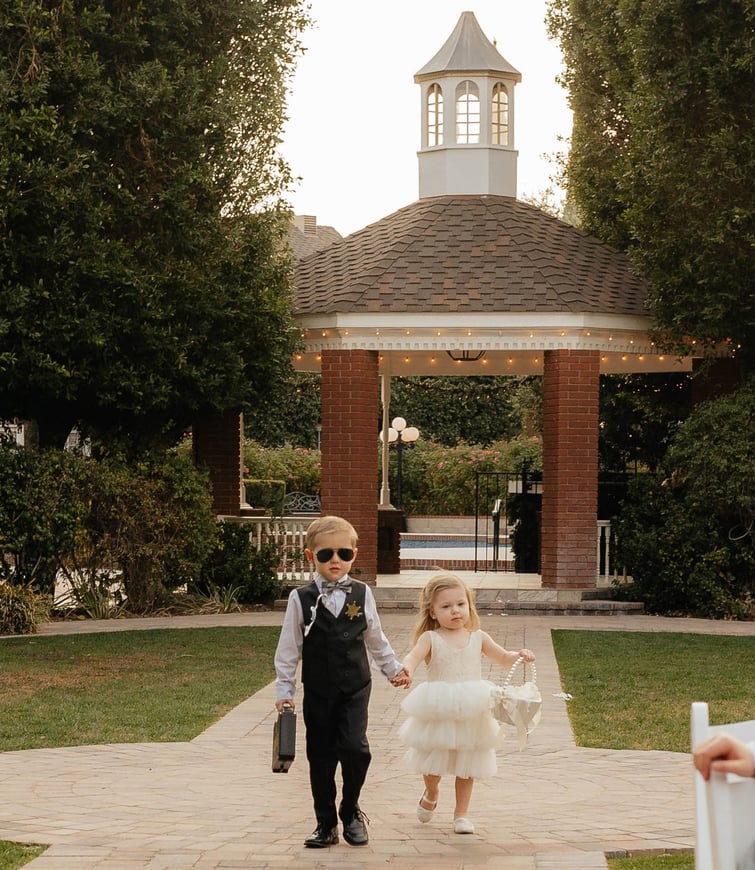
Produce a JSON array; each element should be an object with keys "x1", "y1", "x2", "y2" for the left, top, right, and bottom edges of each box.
[{"x1": 303, "y1": 682, "x2": 372, "y2": 828}]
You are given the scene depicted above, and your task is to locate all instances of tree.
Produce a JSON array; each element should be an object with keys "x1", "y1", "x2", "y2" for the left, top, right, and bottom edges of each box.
[
  {"x1": 244, "y1": 372, "x2": 322, "y2": 448},
  {"x1": 547, "y1": 0, "x2": 755, "y2": 370},
  {"x1": 388, "y1": 376, "x2": 542, "y2": 446},
  {"x1": 0, "y1": 0, "x2": 309, "y2": 450},
  {"x1": 599, "y1": 373, "x2": 691, "y2": 473}
]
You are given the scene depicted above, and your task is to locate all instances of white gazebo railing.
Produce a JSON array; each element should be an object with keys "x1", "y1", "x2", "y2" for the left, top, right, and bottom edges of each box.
[
  {"x1": 597, "y1": 519, "x2": 627, "y2": 583},
  {"x1": 240, "y1": 516, "x2": 313, "y2": 584}
]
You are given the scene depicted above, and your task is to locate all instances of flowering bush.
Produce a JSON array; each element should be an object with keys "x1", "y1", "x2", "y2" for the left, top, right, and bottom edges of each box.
[
  {"x1": 241, "y1": 438, "x2": 542, "y2": 516},
  {"x1": 404, "y1": 438, "x2": 542, "y2": 515}
]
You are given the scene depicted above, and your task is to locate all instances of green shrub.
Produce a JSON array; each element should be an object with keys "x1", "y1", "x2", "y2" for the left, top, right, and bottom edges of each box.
[
  {"x1": 243, "y1": 478, "x2": 286, "y2": 515},
  {"x1": 0, "y1": 440, "x2": 90, "y2": 593},
  {"x1": 508, "y1": 493, "x2": 542, "y2": 573},
  {"x1": 615, "y1": 384, "x2": 755, "y2": 619},
  {"x1": 0, "y1": 439, "x2": 218, "y2": 616},
  {"x1": 243, "y1": 441, "x2": 321, "y2": 495},
  {"x1": 0, "y1": 582, "x2": 49, "y2": 635},
  {"x1": 78, "y1": 450, "x2": 217, "y2": 613},
  {"x1": 194, "y1": 521, "x2": 282, "y2": 605}
]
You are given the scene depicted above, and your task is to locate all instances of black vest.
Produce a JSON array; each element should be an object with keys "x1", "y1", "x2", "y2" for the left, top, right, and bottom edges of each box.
[{"x1": 297, "y1": 580, "x2": 370, "y2": 697}]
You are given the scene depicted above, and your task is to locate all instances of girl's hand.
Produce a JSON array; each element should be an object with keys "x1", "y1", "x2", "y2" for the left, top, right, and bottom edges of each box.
[
  {"x1": 391, "y1": 666, "x2": 411, "y2": 688},
  {"x1": 517, "y1": 648, "x2": 536, "y2": 663}
]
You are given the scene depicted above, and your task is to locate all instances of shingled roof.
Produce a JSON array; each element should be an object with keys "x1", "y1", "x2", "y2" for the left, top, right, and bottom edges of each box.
[
  {"x1": 292, "y1": 195, "x2": 649, "y2": 318},
  {"x1": 287, "y1": 221, "x2": 342, "y2": 260}
]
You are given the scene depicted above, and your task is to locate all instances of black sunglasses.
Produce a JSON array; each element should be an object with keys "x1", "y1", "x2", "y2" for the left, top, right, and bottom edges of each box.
[{"x1": 314, "y1": 548, "x2": 355, "y2": 563}]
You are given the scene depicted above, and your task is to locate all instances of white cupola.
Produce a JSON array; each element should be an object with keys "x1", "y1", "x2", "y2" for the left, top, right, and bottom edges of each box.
[{"x1": 414, "y1": 11, "x2": 521, "y2": 199}]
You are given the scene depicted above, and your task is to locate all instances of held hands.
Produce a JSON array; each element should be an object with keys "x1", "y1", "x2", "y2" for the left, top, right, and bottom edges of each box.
[
  {"x1": 693, "y1": 732, "x2": 755, "y2": 780},
  {"x1": 517, "y1": 648, "x2": 536, "y2": 663},
  {"x1": 390, "y1": 666, "x2": 412, "y2": 688}
]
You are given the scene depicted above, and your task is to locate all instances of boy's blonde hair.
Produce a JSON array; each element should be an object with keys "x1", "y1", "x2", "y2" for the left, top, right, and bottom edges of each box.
[
  {"x1": 306, "y1": 515, "x2": 359, "y2": 551},
  {"x1": 412, "y1": 573, "x2": 480, "y2": 644}
]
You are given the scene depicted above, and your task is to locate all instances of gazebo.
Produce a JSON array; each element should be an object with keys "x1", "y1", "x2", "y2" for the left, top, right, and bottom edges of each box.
[
  {"x1": 195, "y1": 11, "x2": 694, "y2": 593},
  {"x1": 287, "y1": 12, "x2": 692, "y2": 588}
]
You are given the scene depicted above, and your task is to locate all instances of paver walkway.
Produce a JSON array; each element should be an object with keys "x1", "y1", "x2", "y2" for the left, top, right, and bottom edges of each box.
[{"x1": 1, "y1": 607, "x2": 753, "y2": 869}]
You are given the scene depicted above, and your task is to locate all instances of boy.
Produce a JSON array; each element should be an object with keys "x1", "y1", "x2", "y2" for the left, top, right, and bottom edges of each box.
[{"x1": 274, "y1": 515, "x2": 408, "y2": 848}]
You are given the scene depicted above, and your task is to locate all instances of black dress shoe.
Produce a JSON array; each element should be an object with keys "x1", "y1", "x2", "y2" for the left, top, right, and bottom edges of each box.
[
  {"x1": 342, "y1": 808, "x2": 369, "y2": 846},
  {"x1": 304, "y1": 824, "x2": 339, "y2": 848}
]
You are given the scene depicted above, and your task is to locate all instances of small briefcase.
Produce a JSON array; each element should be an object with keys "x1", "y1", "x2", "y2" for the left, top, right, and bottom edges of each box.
[{"x1": 272, "y1": 704, "x2": 296, "y2": 773}]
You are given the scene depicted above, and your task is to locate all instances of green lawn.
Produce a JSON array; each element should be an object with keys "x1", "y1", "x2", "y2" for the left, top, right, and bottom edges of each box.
[
  {"x1": 0, "y1": 842, "x2": 46, "y2": 870},
  {"x1": 2, "y1": 625, "x2": 751, "y2": 868},
  {"x1": 0, "y1": 626, "x2": 280, "y2": 750},
  {"x1": 552, "y1": 630, "x2": 754, "y2": 752},
  {"x1": 608, "y1": 856, "x2": 693, "y2": 870}
]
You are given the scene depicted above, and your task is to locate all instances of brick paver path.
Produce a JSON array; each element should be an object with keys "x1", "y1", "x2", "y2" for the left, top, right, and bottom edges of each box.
[{"x1": 1, "y1": 611, "x2": 753, "y2": 869}]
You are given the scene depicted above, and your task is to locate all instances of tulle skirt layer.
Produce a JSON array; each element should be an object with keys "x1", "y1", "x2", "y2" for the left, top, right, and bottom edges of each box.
[{"x1": 398, "y1": 680, "x2": 501, "y2": 779}]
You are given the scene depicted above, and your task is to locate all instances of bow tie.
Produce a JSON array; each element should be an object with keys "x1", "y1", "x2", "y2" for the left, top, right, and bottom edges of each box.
[{"x1": 322, "y1": 579, "x2": 352, "y2": 595}]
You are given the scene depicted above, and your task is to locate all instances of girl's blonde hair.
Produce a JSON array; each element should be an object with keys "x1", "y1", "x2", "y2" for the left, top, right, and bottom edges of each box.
[
  {"x1": 411, "y1": 573, "x2": 480, "y2": 644},
  {"x1": 306, "y1": 515, "x2": 358, "y2": 551}
]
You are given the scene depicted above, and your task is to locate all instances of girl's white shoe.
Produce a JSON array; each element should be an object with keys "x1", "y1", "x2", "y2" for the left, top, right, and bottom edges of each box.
[
  {"x1": 453, "y1": 817, "x2": 475, "y2": 834},
  {"x1": 416, "y1": 791, "x2": 437, "y2": 823}
]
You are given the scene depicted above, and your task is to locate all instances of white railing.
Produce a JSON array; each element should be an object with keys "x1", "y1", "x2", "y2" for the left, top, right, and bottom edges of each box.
[
  {"x1": 225, "y1": 516, "x2": 313, "y2": 584},
  {"x1": 597, "y1": 519, "x2": 627, "y2": 582}
]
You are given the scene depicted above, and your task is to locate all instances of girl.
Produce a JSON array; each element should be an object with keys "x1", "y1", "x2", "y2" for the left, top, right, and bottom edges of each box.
[{"x1": 398, "y1": 573, "x2": 535, "y2": 835}]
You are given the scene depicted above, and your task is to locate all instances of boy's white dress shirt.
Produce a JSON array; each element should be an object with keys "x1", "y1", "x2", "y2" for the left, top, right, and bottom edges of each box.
[{"x1": 274, "y1": 573, "x2": 403, "y2": 702}]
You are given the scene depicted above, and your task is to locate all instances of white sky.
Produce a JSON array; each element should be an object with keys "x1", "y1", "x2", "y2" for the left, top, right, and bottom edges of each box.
[{"x1": 280, "y1": 0, "x2": 573, "y2": 237}]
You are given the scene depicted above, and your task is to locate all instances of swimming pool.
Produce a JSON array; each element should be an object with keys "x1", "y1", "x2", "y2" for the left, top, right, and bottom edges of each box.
[{"x1": 400, "y1": 538, "x2": 478, "y2": 549}]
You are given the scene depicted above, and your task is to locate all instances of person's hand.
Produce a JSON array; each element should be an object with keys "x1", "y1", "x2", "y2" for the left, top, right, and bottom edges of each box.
[
  {"x1": 275, "y1": 699, "x2": 295, "y2": 713},
  {"x1": 390, "y1": 667, "x2": 412, "y2": 688},
  {"x1": 517, "y1": 648, "x2": 536, "y2": 663},
  {"x1": 693, "y1": 732, "x2": 755, "y2": 780}
]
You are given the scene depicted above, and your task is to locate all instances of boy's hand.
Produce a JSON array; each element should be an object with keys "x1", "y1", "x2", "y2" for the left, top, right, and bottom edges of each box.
[{"x1": 275, "y1": 699, "x2": 295, "y2": 712}]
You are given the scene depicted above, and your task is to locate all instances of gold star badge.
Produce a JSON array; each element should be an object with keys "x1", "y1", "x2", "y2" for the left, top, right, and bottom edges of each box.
[{"x1": 345, "y1": 601, "x2": 363, "y2": 620}]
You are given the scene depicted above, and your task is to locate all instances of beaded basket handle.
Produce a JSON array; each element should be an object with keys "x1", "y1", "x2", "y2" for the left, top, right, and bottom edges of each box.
[{"x1": 502, "y1": 655, "x2": 537, "y2": 688}]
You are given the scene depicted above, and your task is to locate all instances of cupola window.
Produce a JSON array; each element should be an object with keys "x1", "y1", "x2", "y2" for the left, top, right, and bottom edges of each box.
[
  {"x1": 427, "y1": 83, "x2": 443, "y2": 146},
  {"x1": 455, "y1": 80, "x2": 480, "y2": 144},
  {"x1": 492, "y1": 82, "x2": 509, "y2": 145}
]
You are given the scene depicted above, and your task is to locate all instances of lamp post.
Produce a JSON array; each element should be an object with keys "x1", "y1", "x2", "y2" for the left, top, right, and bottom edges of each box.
[{"x1": 379, "y1": 417, "x2": 419, "y2": 509}]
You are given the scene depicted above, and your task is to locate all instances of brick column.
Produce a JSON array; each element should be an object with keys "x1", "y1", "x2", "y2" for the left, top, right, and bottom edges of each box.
[
  {"x1": 540, "y1": 350, "x2": 600, "y2": 589},
  {"x1": 320, "y1": 350, "x2": 379, "y2": 583},
  {"x1": 193, "y1": 411, "x2": 243, "y2": 516}
]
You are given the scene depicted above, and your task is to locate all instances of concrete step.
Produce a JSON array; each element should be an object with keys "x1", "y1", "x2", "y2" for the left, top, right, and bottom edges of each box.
[
  {"x1": 272, "y1": 587, "x2": 644, "y2": 616},
  {"x1": 375, "y1": 597, "x2": 644, "y2": 616}
]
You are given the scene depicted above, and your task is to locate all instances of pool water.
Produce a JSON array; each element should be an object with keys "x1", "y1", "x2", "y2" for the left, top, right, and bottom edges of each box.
[{"x1": 401, "y1": 538, "x2": 478, "y2": 549}]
